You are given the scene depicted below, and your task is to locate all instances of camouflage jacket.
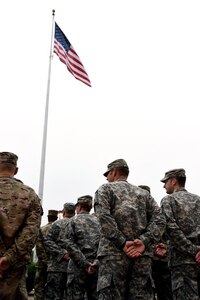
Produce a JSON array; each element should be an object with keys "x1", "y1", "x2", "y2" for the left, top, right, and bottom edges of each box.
[
  {"x1": 65, "y1": 212, "x2": 100, "y2": 270},
  {"x1": 94, "y1": 180, "x2": 166, "y2": 257},
  {"x1": 161, "y1": 188, "x2": 200, "y2": 266},
  {"x1": 0, "y1": 176, "x2": 42, "y2": 267},
  {"x1": 44, "y1": 217, "x2": 71, "y2": 272},
  {"x1": 35, "y1": 222, "x2": 53, "y2": 267}
]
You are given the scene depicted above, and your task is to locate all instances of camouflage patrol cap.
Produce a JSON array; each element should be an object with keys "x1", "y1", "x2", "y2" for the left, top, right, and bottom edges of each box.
[
  {"x1": 47, "y1": 210, "x2": 58, "y2": 217},
  {"x1": 0, "y1": 152, "x2": 18, "y2": 165},
  {"x1": 63, "y1": 202, "x2": 76, "y2": 212},
  {"x1": 103, "y1": 159, "x2": 129, "y2": 177},
  {"x1": 76, "y1": 195, "x2": 93, "y2": 206},
  {"x1": 160, "y1": 168, "x2": 186, "y2": 183},
  {"x1": 138, "y1": 185, "x2": 151, "y2": 194}
]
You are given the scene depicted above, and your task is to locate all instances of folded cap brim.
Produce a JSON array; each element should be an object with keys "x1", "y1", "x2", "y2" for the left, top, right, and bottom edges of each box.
[
  {"x1": 160, "y1": 177, "x2": 168, "y2": 183},
  {"x1": 103, "y1": 171, "x2": 109, "y2": 177}
]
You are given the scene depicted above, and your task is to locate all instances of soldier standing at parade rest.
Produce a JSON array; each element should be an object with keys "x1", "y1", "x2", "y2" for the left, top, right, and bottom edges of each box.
[
  {"x1": 94, "y1": 159, "x2": 166, "y2": 300},
  {"x1": 159, "y1": 168, "x2": 200, "y2": 300},
  {"x1": 63, "y1": 195, "x2": 100, "y2": 300},
  {"x1": 34, "y1": 209, "x2": 58, "y2": 300},
  {"x1": 0, "y1": 151, "x2": 42, "y2": 299},
  {"x1": 43, "y1": 202, "x2": 76, "y2": 300},
  {"x1": 138, "y1": 185, "x2": 173, "y2": 300}
]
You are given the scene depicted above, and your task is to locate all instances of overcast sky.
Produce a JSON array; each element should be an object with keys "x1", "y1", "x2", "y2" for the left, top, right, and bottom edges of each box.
[{"x1": 1, "y1": 1, "x2": 200, "y2": 225}]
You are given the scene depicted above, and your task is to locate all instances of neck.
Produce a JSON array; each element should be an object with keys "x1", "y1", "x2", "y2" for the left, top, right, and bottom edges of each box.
[
  {"x1": 0, "y1": 172, "x2": 13, "y2": 177},
  {"x1": 116, "y1": 176, "x2": 127, "y2": 181},
  {"x1": 78, "y1": 209, "x2": 90, "y2": 214},
  {"x1": 174, "y1": 186, "x2": 185, "y2": 192}
]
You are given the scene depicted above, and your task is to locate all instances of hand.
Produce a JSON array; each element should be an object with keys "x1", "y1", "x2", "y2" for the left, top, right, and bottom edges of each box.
[
  {"x1": 123, "y1": 239, "x2": 145, "y2": 258},
  {"x1": 123, "y1": 241, "x2": 134, "y2": 253},
  {"x1": 0, "y1": 270, "x2": 3, "y2": 279},
  {"x1": 130, "y1": 239, "x2": 145, "y2": 257},
  {"x1": 63, "y1": 252, "x2": 70, "y2": 261},
  {"x1": 154, "y1": 243, "x2": 167, "y2": 257},
  {"x1": 0, "y1": 257, "x2": 10, "y2": 272},
  {"x1": 195, "y1": 249, "x2": 200, "y2": 264},
  {"x1": 87, "y1": 262, "x2": 97, "y2": 274}
]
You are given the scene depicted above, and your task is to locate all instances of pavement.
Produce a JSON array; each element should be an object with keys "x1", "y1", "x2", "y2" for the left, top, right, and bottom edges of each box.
[{"x1": 28, "y1": 290, "x2": 34, "y2": 300}]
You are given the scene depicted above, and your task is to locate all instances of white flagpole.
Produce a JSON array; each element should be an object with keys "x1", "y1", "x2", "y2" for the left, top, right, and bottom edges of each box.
[{"x1": 38, "y1": 9, "x2": 55, "y2": 203}]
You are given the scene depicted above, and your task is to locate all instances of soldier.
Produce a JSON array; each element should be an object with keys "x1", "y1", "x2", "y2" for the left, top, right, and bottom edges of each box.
[
  {"x1": 0, "y1": 151, "x2": 42, "y2": 299},
  {"x1": 64, "y1": 195, "x2": 100, "y2": 300},
  {"x1": 94, "y1": 159, "x2": 166, "y2": 300},
  {"x1": 160, "y1": 168, "x2": 200, "y2": 300},
  {"x1": 34, "y1": 209, "x2": 58, "y2": 300},
  {"x1": 138, "y1": 185, "x2": 173, "y2": 300},
  {"x1": 44, "y1": 202, "x2": 76, "y2": 300}
]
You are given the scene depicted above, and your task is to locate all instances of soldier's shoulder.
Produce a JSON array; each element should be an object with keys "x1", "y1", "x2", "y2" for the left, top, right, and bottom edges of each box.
[
  {"x1": 14, "y1": 179, "x2": 38, "y2": 197},
  {"x1": 20, "y1": 182, "x2": 36, "y2": 194},
  {"x1": 50, "y1": 217, "x2": 68, "y2": 228},
  {"x1": 160, "y1": 195, "x2": 171, "y2": 205},
  {"x1": 41, "y1": 222, "x2": 52, "y2": 233},
  {"x1": 56, "y1": 217, "x2": 69, "y2": 224},
  {"x1": 89, "y1": 213, "x2": 100, "y2": 224}
]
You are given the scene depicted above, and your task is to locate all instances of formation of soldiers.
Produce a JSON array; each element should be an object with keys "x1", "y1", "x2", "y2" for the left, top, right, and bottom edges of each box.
[{"x1": 0, "y1": 152, "x2": 200, "y2": 299}]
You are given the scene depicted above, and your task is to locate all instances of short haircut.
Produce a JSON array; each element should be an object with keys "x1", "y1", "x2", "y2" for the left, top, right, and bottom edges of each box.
[
  {"x1": 117, "y1": 167, "x2": 129, "y2": 176},
  {"x1": 175, "y1": 176, "x2": 186, "y2": 186}
]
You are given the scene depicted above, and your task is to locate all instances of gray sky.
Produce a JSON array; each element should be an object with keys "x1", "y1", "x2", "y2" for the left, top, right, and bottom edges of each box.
[{"x1": 1, "y1": 1, "x2": 200, "y2": 225}]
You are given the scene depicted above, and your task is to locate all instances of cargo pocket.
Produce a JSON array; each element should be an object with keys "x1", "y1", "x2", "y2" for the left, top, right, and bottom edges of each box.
[
  {"x1": 97, "y1": 273, "x2": 112, "y2": 292},
  {"x1": 150, "y1": 272, "x2": 155, "y2": 289},
  {"x1": 172, "y1": 277, "x2": 184, "y2": 299},
  {"x1": 67, "y1": 274, "x2": 74, "y2": 286}
]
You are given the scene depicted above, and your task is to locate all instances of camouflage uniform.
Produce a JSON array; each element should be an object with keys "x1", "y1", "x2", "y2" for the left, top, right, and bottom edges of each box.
[
  {"x1": 94, "y1": 159, "x2": 166, "y2": 300},
  {"x1": 0, "y1": 152, "x2": 42, "y2": 300},
  {"x1": 161, "y1": 188, "x2": 200, "y2": 299},
  {"x1": 65, "y1": 196, "x2": 100, "y2": 300},
  {"x1": 34, "y1": 211, "x2": 58, "y2": 300},
  {"x1": 19, "y1": 268, "x2": 29, "y2": 299},
  {"x1": 44, "y1": 203, "x2": 75, "y2": 300},
  {"x1": 138, "y1": 185, "x2": 172, "y2": 300},
  {"x1": 160, "y1": 169, "x2": 200, "y2": 300},
  {"x1": 152, "y1": 243, "x2": 173, "y2": 300}
]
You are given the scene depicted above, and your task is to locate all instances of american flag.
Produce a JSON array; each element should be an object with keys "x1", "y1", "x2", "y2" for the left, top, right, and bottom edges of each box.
[{"x1": 54, "y1": 22, "x2": 91, "y2": 87}]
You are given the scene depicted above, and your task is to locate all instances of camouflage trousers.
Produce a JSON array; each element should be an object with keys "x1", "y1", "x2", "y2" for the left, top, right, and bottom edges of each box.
[
  {"x1": 152, "y1": 259, "x2": 173, "y2": 300},
  {"x1": 170, "y1": 264, "x2": 200, "y2": 300},
  {"x1": 67, "y1": 265, "x2": 98, "y2": 300},
  {"x1": 34, "y1": 266, "x2": 47, "y2": 300},
  {"x1": 19, "y1": 270, "x2": 29, "y2": 300},
  {"x1": 0, "y1": 265, "x2": 27, "y2": 300},
  {"x1": 97, "y1": 255, "x2": 154, "y2": 300},
  {"x1": 45, "y1": 271, "x2": 67, "y2": 300}
]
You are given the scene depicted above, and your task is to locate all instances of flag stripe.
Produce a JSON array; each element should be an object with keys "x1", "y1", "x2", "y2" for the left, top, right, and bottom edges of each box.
[
  {"x1": 54, "y1": 41, "x2": 90, "y2": 85},
  {"x1": 54, "y1": 23, "x2": 91, "y2": 87}
]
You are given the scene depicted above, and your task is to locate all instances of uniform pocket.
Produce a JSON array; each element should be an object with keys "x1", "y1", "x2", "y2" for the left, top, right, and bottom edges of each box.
[
  {"x1": 172, "y1": 276, "x2": 184, "y2": 292},
  {"x1": 97, "y1": 273, "x2": 112, "y2": 292},
  {"x1": 67, "y1": 274, "x2": 74, "y2": 286}
]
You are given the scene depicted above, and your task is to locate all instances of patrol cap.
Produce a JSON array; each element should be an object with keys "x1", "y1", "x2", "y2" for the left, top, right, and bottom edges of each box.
[
  {"x1": 138, "y1": 185, "x2": 151, "y2": 194},
  {"x1": 160, "y1": 168, "x2": 186, "y2": 183},
  {"x1": 47, "y1": 210, "x2": 58, "y2": 217},
  {"x1": 76, "y1": 195, "x2": 93, "y2": 206},
  {"x1": 0, "y1": 152, "x2": 18, "y2": 165},
  {"x1": 103, "y1": 159, "x2": 129, "y2": 177},
  {"x1": 63, "y1": 202, "x2": 76, "y2": 212}
]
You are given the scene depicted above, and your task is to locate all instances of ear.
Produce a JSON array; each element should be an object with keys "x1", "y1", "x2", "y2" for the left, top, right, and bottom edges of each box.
[
  {"x1": 171, "y1": 178, "x2": 177, "y2": 185},
  {"x1": 14, "y1": 167, "x2": 18, "y2": 175},
  {"x1": 111, "y1": 168, "x2": 115, "y2": 174},
  {"x1": 112, "y1": 168, "x2": 118, "y2": 178}
]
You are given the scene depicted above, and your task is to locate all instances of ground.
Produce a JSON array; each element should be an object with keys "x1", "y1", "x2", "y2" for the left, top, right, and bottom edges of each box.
[{"x1": 28, "y1": 290, "x2": 34, "y2": 299}]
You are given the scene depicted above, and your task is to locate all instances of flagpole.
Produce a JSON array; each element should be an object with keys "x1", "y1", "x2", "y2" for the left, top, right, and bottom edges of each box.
[{"x1": 38, "y1": 9, "x2": 55, "y2": 203}]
